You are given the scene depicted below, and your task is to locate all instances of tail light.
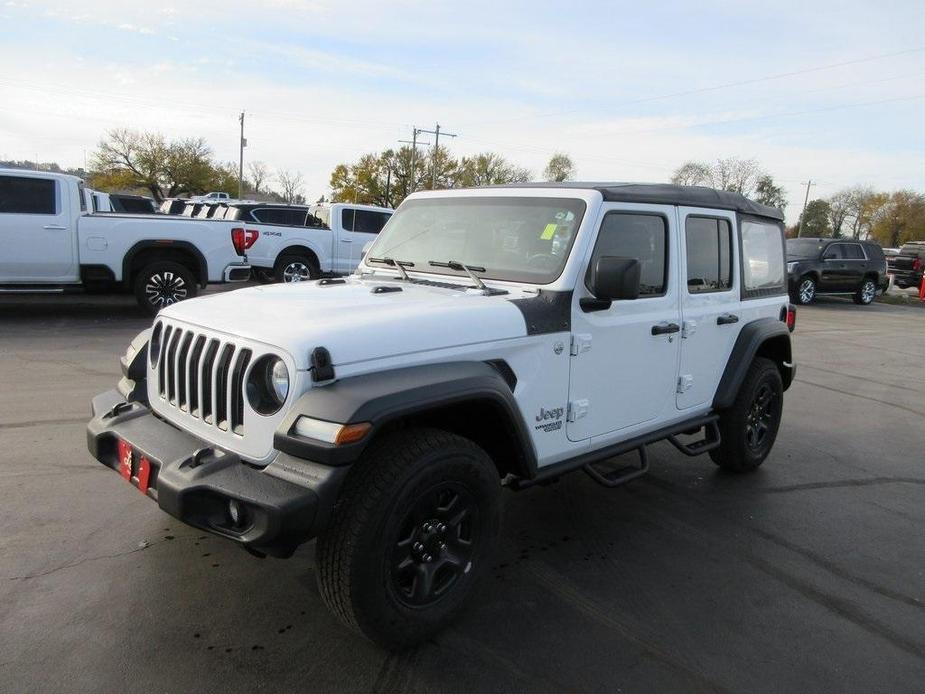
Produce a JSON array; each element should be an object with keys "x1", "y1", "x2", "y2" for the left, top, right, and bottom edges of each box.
[
  {"x1": 913, "y1": 257, "x2": 922, "y2": 272},
  {"x1": 231, "y1": 228, "x2": 259, "y2": 256},
  {"x1": 785, "y1": 304, "x2": 796, "y2": 332}
]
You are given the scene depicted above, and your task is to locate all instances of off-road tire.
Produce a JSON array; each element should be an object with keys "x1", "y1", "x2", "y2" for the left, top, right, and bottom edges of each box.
[
  {"x1": 133, "y1": 261, "x2": 197, "y2": 315},
  {"x1": 793, "y1": 275, "x2": 816, "y2": 305},
  {"x1": 275, "y1": 253, "x2": 319, "y2": 283},
  {"x1": 316, "y1": 428, "x2": 501, "y2": 649},
  {"x1": 710, "y1": 357, "x2": 783, "y2": 472},
  {"x1": 853, "y1": 278, "x2": 877, "y2": 305}
]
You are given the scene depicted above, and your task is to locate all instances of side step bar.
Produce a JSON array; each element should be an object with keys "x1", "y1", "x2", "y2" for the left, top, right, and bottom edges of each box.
[
  {"x1": 667, "y1": 418, "x2": 721, "y2": 456},
  {"x1": 583, "y1": 446, "x2": 649, "y2": 488}
]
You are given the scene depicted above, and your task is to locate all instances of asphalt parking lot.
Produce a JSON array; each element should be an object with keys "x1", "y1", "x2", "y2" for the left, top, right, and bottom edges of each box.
[{"x1": 1, "y1": 289, "x2": 924, "y2": 693}]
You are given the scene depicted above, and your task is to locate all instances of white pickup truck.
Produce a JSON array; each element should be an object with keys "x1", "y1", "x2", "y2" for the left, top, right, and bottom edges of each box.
[
  {"x1": 0, "y1": 169, "x2": 252, "y2": 313},
  {"x1": 225, "y1": 201, "x2": 393, "y2": 282}
]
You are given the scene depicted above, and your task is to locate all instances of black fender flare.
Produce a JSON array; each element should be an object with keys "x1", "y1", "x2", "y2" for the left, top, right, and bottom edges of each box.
[
  {"x1": 713, "y1": 318, "x2": 794, "y2": 410},
  {"x1": 274, "y1": 361, "x2": 537, "y2": 475},
  {"x1": 122, "y1": 240, "x2": 209, "y2": 288}
]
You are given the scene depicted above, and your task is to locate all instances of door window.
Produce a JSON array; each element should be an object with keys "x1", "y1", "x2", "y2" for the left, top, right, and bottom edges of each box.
[
  {"x1": 0, "y1": 176, "x2": 57, "y2": 214},
  {"x1": 352, "y1": 210, "x2": 391, "y2": 234},
  {"x1": 341, "y1": 208, "x2": 355, "y2": 231},
  {"x1": 685, "y1": 217, "x2": 732, "y2": 293},
  {"x1": 586, "y1": 212, "x2": 667, "y2": 296},
  {"x1": 822, "y1": 244, "x2": 844, "y2": 260}
]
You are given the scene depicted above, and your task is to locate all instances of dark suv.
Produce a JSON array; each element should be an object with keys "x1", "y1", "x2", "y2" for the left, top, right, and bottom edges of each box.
[
  {"x1": 786, "y1": 238, "x2": 888, "y2": 305},
  {"x1": 887, "y1": 241, "x2": 925, "y2": 289}
]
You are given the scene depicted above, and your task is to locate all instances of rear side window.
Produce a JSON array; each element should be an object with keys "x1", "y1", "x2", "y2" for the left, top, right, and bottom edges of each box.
[
  {"x1": 843, "y1": 244, "x2": 865, "y2": 260},
  {"x1": 78, "y1": 182, "x2": 87, "y2": 212},
  {"x1": 587, "y1": 212, "x2": 667, "y2": 297},
  {"x1": 740, "y1": 219, "x2": 786, "y2": 298},
  {"x1": 253, "y1": 208, "x2": 309, "y2": 226},
  {"x1": 352, "y1": 210, "x2": 391, "y2": 234},
  {"x1": 685, "y1": 217, "x2": 732, "y2": 293},
  {"x1": 0, "y1": 175, "x2": 58, "y2": 214}
]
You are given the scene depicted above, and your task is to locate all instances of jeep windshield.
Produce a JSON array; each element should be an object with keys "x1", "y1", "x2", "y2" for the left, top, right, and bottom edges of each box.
[{"x1": 365, "y1": 196, "x2": 587, "y2": 284}]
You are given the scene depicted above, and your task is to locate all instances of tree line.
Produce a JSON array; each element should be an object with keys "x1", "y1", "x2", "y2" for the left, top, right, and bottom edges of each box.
[
  {"x1": 795, "y1": 189, "x2": 924, "y2": 247},
  {"x1": 328, "y1": 149, "x2": 574, "y2": 207},
  {"x1": 86, "y1": 129, "x2": 306, "y2": 204}
]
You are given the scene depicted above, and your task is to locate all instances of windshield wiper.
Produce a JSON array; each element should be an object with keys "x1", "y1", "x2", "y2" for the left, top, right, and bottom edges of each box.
[
  {"x1": 428, "y1": 260, "x2": 492, "y2": 292},
  {"x1": 367, "y1": 256, "x2": 415, "y2": 281}
]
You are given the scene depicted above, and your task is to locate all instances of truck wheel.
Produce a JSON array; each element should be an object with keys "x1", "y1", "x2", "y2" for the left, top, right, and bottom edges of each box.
[
  {"x1": 794, "y1": 276, "x2": 816, "y2": 305},
  {"x1": 316, "y1": 428, "x2": 501, "y2": 649},
  {"x1": 853, "y1": 278, "x2": 876, "y2": 305},
  {"x1": 133, "y1": 261, "x2": 198, "y2": 315},
  {"x1": 275, "y1": 254, "x2": 319, "y2": 283},
  {"x1": 710, "y1": 357, "x2": 783, "y2": 473}
]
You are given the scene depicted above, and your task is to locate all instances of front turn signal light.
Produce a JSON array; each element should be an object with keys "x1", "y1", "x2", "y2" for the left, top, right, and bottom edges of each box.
[{"x1": 293, "y1": 417, "x2": 371, "y2": 445}]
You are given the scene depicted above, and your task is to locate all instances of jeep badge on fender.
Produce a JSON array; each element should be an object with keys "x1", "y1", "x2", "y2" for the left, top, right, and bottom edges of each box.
[{"x1": 87, "y1": 182, "x2": 795, "y2": 649}]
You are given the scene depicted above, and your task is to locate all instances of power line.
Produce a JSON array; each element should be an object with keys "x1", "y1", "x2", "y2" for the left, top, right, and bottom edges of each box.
[
  {"x1": 417, "y1": 123, "x2": 457, "y2": 189},
  {"x1": 460, "y1": 46, "x2": 925, "y2": 127}
]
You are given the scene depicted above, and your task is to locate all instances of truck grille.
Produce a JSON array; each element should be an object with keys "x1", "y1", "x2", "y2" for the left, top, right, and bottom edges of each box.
[{"x1": 156, "y1": 324, "x2": 252, "y2": 435}]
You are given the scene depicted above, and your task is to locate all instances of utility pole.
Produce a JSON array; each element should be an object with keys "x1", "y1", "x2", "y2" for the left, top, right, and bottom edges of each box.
[
  {"x1": 238, "y1": 111, "x2": 246, "y2": 199},
  {"x1": 418, "y1": 123, "x2": 457, "y2": 189},
  {"x1": 398, "y1": 127, "x2": 431, "y2": 195},
  {"x1": 796, "y1": 179, "x2": 813, "y2": 237}
]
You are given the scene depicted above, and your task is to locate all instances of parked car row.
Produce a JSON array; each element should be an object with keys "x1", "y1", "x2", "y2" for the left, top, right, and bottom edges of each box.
[{"x1": 0, "y1": 169, "x2": 393, "y2": 312}]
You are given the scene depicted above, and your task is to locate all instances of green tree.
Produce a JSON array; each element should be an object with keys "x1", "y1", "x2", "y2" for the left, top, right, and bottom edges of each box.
[
  {"x1": 798, "y1": 199, "x2": 833, "y2": 237},
  {"x1": 90, "y1": 129, "x2": 217, "y2": 201},
  {"x1": 543, "y1": 152, "x2": 574, "y2": 182},
  {"x1": 753, "y1": 175, "x2": 787, "y2": 211}
]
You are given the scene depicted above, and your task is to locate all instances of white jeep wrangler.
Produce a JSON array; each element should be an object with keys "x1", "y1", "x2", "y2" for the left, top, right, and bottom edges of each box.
[{"x1": 88, "y1": 183, "x2": 796, "y2": 648}]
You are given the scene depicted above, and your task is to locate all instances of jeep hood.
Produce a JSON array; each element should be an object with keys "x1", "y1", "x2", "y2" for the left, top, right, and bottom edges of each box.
[{"x1": 159, "y1": 278, "x2": 532, "y2": 368}]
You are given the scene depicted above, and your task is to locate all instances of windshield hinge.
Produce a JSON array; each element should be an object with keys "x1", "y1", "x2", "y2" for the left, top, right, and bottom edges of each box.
[{"x1": 570, "y1": 334, "x2": 592, "y2": 356}]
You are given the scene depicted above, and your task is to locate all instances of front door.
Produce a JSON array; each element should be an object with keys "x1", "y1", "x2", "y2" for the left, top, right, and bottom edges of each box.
[
  {"x1": 676, "y1": 209, "x2": 742, "y2": 409},
  {"x1": 0, "y1": 174, "x2": 75, "y2": 282},
  {"x1": 819, "y1": 243, "x2": 851, "y2": 291},
  {"x1": 568, "y1": 205, "x2": 681, "y2": 442}
]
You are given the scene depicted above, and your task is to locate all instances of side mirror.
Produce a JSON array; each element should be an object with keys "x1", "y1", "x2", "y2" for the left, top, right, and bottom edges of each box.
[{"x1": 583, "y1": 256, "x2": 641, "y2": 311}]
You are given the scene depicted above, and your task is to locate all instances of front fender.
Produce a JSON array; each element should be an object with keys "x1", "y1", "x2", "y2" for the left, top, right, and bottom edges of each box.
[{"x1": 274, "y1": 361, "x2": 535, "y2": 469}]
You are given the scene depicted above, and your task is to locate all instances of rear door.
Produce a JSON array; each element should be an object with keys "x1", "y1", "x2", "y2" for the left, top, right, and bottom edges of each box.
[
  {"x1": 676, "y1": 209, "x2": 741, "y2": 410},
  {"x1": 567, "y1": 204, "x2": 681, "y2": 442},
  {"x1": 841, "y1": 242, "x2": 868, "y2": 290},
  {"x1": 0, "y1": 173, "x2": 76, "y2": 282}
]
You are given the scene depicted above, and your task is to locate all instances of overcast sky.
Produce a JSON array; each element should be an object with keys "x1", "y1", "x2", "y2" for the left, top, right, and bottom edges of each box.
[{"x1": 1, "y1": 0, "x2": 923, "y2": 221}]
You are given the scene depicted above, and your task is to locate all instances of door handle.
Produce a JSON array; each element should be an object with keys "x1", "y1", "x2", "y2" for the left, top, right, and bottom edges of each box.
[
  {"x1": 340, "y1": 238, "x2": 352, "y2": 243},
  {"x1": 651, "y1": 322, "x2": 680, "y2": 336},
  {"x1": 43, "y1": 224, "x2": 67, "y2": 230},
  {"x1": 717, "y1": 313, "x2": 739, "y2": 325}
]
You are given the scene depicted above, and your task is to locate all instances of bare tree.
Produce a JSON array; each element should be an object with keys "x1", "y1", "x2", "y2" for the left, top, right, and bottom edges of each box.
[
  {"x1": 671, "y1": 162, "x2": 710, "y2": 186},
  {"x1": 248, "y1": 161, "x2": 269, "y2": 193},
  {"x1": 670, "y1": 157, "x2": 763, "y2": 197},
  {"x1": 827, "y1": 189, "x2": 855, "y2": 238},
  {"x1": 276, "y1": 169, "x2": 304, "y2": 204}
]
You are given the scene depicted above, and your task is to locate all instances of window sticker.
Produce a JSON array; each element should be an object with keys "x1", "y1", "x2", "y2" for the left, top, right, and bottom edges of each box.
[{"x1": 540, "y1": 223, "x2": 558, "y2": 240}]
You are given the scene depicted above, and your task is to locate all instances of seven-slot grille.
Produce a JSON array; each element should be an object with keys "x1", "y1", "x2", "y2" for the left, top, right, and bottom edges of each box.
[{"x1": 156, "y1": 324, "x2": 252, "y2": 435}]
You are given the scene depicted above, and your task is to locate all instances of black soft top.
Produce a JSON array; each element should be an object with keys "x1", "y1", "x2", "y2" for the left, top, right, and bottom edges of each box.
[{"x1": 492, "y1": 182, "x2": 784, "y2": 221}]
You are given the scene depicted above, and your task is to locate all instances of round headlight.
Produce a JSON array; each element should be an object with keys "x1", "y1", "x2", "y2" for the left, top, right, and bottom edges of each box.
[
  {"x1": 270, "y1": 358, "x2": 289, "y2": 403},
  {"x1": 149, "y1": 322, "x2": 163, "y2": 367},
  {"x1": 247, "y1": 355, "x2": 289, "y2": 415}
]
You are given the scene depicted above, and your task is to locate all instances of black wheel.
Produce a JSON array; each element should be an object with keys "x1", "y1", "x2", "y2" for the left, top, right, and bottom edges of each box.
[
  {"x1": 794, "y1": 276, "x2": 816, "y2": 305},
  {"x1": 275, "y1": 254, "x2": 319, "y2": 283},
  {"x1": 710, "y1": 357, "x2": 783, "y2": 473},
  {"x1": 133, "y1": 261, "x2": 197, "y2": 315},
  {"x1": 316, "y1": 428, "x2": 501, "y2": 649},
  {"x1": 853, "y1": 278, "x2": 877, "y2": 305}
]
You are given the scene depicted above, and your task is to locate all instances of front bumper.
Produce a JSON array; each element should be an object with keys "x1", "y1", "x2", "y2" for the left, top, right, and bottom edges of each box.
[{"x1": 87, "y1": 389, "x2": 348, "y2": 556}]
